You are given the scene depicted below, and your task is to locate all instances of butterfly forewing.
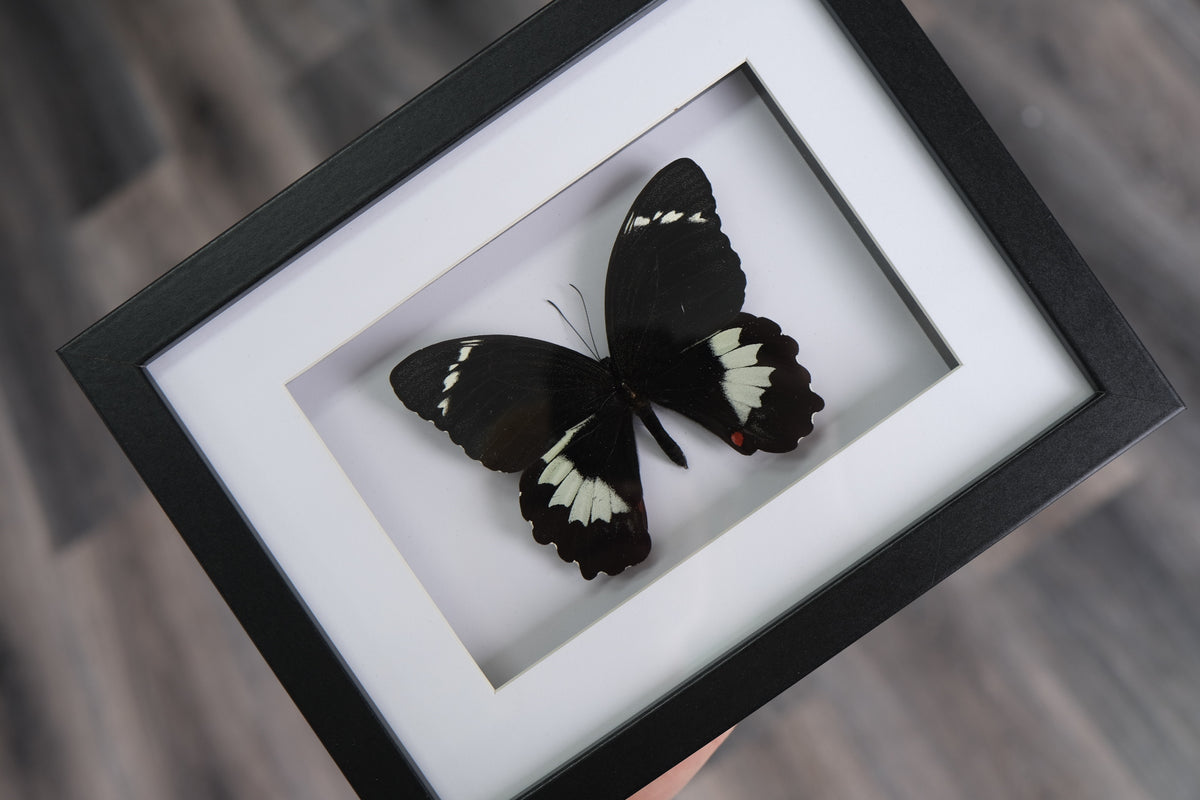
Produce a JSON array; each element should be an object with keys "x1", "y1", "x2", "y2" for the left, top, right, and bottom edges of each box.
[
  {"x1": 518, "y1": 403, "x2": 649, "y2": 579},
  {"x1": 605, "y1": 158, "x2": 746, "y2": 387},
  {"x1": 390, "y1": 336, "x2": 614, "y2": 472}
]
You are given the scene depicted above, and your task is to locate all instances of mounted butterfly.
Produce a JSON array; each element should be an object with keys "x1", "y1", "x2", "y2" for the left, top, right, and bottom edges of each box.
[{"x1": 390, "y1": 159, "x2": 824, "y2": 579}]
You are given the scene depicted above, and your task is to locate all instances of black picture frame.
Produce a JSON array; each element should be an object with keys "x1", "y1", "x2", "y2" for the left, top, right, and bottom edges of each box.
[{"x1": 58, "y1": 1, "x2": 1182, "y2": 798}]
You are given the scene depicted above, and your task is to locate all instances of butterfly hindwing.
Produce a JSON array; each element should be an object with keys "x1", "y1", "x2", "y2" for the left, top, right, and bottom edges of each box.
[
  {"x1": 518, "y1": 402, "x2": 649, "y2": 579},
  {"x1": 643, "y1": 313, "x2": 825, "y2": 454},
  {"x1": 390, "y1": 336, "x2": 613, "y2": 472}
]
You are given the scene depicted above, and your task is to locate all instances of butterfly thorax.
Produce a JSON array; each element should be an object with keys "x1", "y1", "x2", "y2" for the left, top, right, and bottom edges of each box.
[
  {"x1": 598, "y1": 356, "x2": 642, "y2": 407},
  {"x1": 601, "y1": 356, "x2": 688, "y2": 469}
]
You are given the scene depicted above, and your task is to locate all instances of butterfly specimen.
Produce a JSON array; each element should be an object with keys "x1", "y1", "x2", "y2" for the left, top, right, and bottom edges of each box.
[{"x1": 390, "y1": 158, "x2": 823, "y2": 579}]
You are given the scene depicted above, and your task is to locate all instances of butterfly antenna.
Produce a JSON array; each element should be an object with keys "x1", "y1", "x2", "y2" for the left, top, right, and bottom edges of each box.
[
  {"x1": 547, "y1": 298, "x2": 600, "y2": 359},
  {"x1": 569, "y1": 283, "x2": 603, "y2": 360}
]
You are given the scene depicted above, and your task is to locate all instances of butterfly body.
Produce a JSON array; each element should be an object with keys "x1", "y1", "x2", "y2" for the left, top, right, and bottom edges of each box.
[{"x1": 391, "y1": 159, "x2": 823, "y2": 579}]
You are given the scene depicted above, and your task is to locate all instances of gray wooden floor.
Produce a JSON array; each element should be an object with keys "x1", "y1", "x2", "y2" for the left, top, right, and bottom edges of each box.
[{"x1": 2, "y1": 1, "x2": 1197, "y2": 798}]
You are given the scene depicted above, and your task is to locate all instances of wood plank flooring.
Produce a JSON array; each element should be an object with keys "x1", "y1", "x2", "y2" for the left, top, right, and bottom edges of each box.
[{"x1": 1, "y1": 1, "x2": 1196, "y2": 798}]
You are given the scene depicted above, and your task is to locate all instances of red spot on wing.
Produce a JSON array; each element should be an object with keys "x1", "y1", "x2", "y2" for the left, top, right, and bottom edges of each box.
[{"x1": 730, "y1": 431, "x2": 744, "y2": 447}]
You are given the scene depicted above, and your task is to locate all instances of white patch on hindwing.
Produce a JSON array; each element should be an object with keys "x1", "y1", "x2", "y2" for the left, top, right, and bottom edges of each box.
[
  {"x1": 437, "y1": 338, "x2": 484, "y2": 416},
  {"x1": 536, "y1": 416, "x2": 630, "y2": 524},
  {"x1": 708, "y1": 327, "x2": 774, "y2": 424},
  {"x1": 709, "y1": 328, "x2": 741, "y2": 356},
  {"x1": 543, "y1": 416, "x2": 590, "y2": 462}
]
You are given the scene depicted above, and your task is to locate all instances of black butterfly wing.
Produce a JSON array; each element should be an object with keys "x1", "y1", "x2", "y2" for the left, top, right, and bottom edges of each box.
[
  {"x1": 518, "y1": 400, "x2": 649, "y2": 579},
  {"x1": 391, "y1": 336, "x2": 650, "y2": 578},
  {"x1": 605, "y1": 159, "x2": 823, "y2": 455},
  {"x1": 642, "y1": 313, "x2": 824, "y2": 454},
  {"x1": 390, "y1": 336, "x2": 613, "y2": 472},
  {"x1": 605, "y1": 158, "x2": 745, "y2": 383}
]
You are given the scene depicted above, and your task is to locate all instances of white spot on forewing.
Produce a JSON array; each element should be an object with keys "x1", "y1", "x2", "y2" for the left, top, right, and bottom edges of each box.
[
  {"x1": 437, "y1": 397, "x2": 450, "y2": 416},
  {"x1": 719, "y1": 343, "x2": 762, "y2": 369},
  {"x1": 632, "y1": 216, "x2": 651, "y2": 228},
  {"x1": 661, "y1": 210, "x2": 683, "y2": 223},
  {"x1": 442, "y1": 371, "x2": 460, "y2": 392},
  {"x1": 687, "y1": 212, "x2": 706, "y2": 223},
  {"x1": 457, "y1": 345, "x2": 475, "y2": 362},
  {"x1": 652, "y1": 211, "x2": 662, "y2": 220},
  {"x1": 709, "y1": 328, "x2": 741, "y2": 356}
]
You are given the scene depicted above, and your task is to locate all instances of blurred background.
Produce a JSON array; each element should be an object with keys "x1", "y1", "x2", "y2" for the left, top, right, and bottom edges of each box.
[{"x1": 1, "y1": 0, "x2": 1198, "y2": 797}]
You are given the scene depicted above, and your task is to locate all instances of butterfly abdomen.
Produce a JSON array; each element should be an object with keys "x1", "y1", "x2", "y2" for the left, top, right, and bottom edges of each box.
[{"x1": 602, "y1": 356, "x2": 690, "y2": 469}]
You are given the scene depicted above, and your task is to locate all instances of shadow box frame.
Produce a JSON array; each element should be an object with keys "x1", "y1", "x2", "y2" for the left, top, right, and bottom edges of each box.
[{"x1": 59, "y1": 0, "x2": 1183, "y2": 799}]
